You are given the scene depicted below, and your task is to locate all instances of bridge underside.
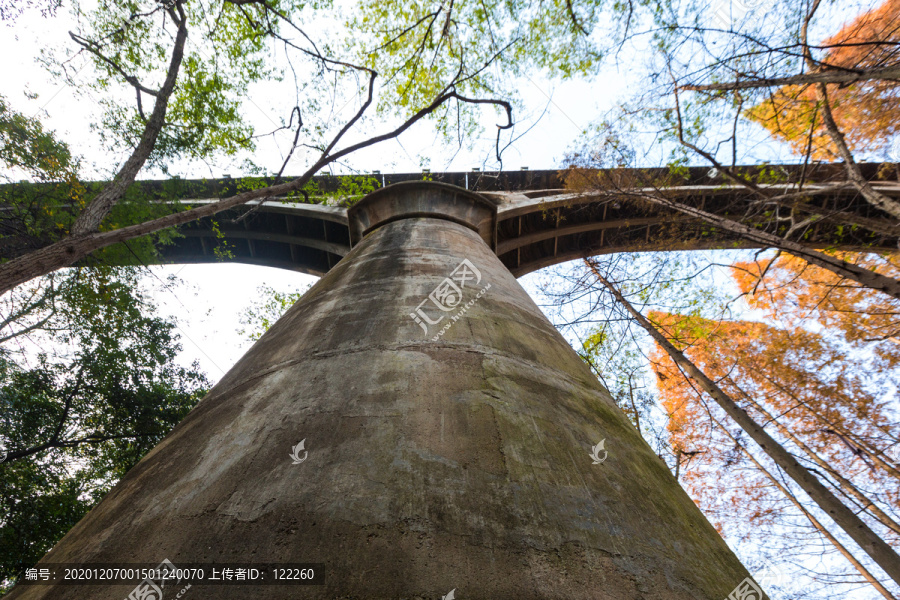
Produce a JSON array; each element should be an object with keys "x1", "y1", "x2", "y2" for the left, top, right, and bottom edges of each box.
[{"x1": 150, "y1": 164, "x2": 900, "y2": 278}]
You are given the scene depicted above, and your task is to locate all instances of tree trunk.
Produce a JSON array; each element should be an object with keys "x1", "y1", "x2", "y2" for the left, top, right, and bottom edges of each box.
[
  {"x1": 814, "y1": 83, "x2": 900, "y2": 221},
  {"x1": 69, "y1": 9, "x2": 189, "y2": 236},
  {"x1": 634, "y1": 192, "x2": 900, "y2": 301},
  {"x1": 586, "y1": 258, "x2": 900, "y2": 587},
  {"x1": 755, "y1": 371, "x2": 900, "y2": 482},
  {"x1": 710, "y1": 412, "x2": 898, "y2": 600},
  {"x1": 734, "y1": 381, "x2": 900, "y2": 537}
]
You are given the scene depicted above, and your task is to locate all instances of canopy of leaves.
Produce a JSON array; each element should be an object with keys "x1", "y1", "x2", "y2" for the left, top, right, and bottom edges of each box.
[
  {"x1": 647, "y1": 301, "x2": 900, "y2": 592},
  {"x1": 0, "y1": 267, "x2": 209, "y2": 591},
  {"x1": 57, "y1": 0, "x2": 306, "y2": 166},
  {"x1": 732, "y1": 252, "x2": 900, "y2": 365},
  {"x1": 344, "y1": 0, "x2": 663, "y2": 140},
  {"x1": 744, "y1": 0, "x2": 900, "y2": 160},
  {"x1": 237, "y1": 282, "x2": 309, "y2": 342},
  {"x1": 0, "y1": 94, "x2": 200, "y2": 269}
]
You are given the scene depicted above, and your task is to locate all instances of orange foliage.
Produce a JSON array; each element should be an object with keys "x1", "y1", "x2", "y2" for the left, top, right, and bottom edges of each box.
[
  {"x1": 650, "y1": 310, "x2": 900, "y2": 532},
  {"x1": 732, "y1": 252, "x2": 900, "y2": 365},
  {"x1": 745, "y1": 0, "x2": 900, "y2": 160}
]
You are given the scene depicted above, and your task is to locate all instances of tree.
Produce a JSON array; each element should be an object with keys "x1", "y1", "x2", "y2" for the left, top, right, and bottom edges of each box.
[
  {"x1": 650, "y1": 311, "x2": 900, "y2": 529},
  {"x1": 732, "y1": 252, "x2": 900, "y2": 369},
  {"x1": 663, "y1": 0, "x2": 900, "y2": 220},
  {"x1": 0, "y1": 267, "x2": 209, "y2": 592},
  {"x1": 237, "y1": 282, "x2": 309, "y2": 342},
  {"x1": 557, "y1": 0, "x2": 900, "y2": 300},
  {"x1": 535, "y1": 244, "x2": 900, "y2": 597},
  {"x1": 582, "y1": 255, "x2": 900, "y2": 588},
  {"x1": 0, "y1": 0, "x2": 515, "y2": 296},
  {"x1": 744, "y1": 0, "x2": 900, "y2": 162},
  {"x1": 0, "y1": 95, "x2": 179, "y2": 267}
]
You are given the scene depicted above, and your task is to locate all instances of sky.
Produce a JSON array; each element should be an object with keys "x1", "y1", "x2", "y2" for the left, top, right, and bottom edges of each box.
[
  {"x1": 0, "y1": 1, "x2": 633, "y2": 376},
  {"x1": 1, "y1": 4, "x2": 616, "y2": 178},
  {"x1": 1, "y1": 2, "x2": 896, "y2": 598}
]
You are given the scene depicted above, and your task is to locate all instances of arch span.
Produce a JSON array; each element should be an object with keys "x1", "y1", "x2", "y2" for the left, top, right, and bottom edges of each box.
[{"x1": 145, "y1": 165, "x2": 900, "y2": 277}]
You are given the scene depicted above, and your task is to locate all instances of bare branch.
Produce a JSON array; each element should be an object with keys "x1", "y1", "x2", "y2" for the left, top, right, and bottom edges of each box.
[
  {"x1": 69, "y1": 32, "x2": 160, "y2": 97},
  {"x1": 0, "y1": 87, "x2": 513, "y2": 295},
  {"x1": 680, "y1": 63, "x2": 900, "y2": 91}
]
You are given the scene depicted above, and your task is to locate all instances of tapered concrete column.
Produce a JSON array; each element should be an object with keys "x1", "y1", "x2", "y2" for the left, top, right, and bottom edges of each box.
[{"x1": 11, "y1": 182, "x2": 761, "y2": 599}]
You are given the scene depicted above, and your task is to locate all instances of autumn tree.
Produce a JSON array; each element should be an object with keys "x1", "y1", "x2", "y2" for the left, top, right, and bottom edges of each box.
[
  {"x1": 602, "y1": 267, "x2": 900, "y2": 591},
  {"x1": 536, "y1": 250, "x2": 900, "y2": 596},
  {"x1": 745, "y1": 0, "x2": 900, "y2": 161},
  {"x1": 647, "y1": 307, "x2": 900, "y2": 597},
  {"x1": 559, "y1": 0, "x2": 900, "y2": 313},
  {"x1": 732, "y1": 252, "x2": 900, "y2": 370},
  {"x1": 650, "y1": 312, "x2": 899, "y2": 525},
  {"x1": 664, "y1": 0, "x2": 900, "y2": 220}
]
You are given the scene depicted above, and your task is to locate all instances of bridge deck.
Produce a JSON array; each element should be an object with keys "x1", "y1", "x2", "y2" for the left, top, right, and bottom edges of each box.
[
  {"x1": 150, "y1": 164, "x2": 900, "y2": 277},
  {"x1": 4, "y1": 165, "x2": 894, "y2": 277}
]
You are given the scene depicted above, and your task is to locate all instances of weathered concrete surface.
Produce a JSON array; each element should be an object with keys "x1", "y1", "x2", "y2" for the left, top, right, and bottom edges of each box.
[
  {"x1": 348, "y1": 181, "x2": 499, "y2": 249},
  {"x1": 10, "y1": 184, "x2": 760, "y2": 599}
]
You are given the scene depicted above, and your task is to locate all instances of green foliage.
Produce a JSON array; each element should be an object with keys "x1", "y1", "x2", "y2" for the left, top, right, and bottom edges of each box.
[
  {"x1": 0, "y1": 267, "x2": 209, "y2": 591},
  {"x1": 333, "y1": 175, "x2": 381, "y2": 206},
  {"x1": 0, "y1": 96, "x2": 190, "y2": 267},
  {"x1": 0, "y1": 95, "x2": 84, "y2": 258},
  {"x1": 237, "y1": 283, "x2": 310, "y2": 342},
  {"x1": 236, "y1": 176, "x2": 273, "y2": 194},
  {"x1": 0, "y1": 95, "x2": 74, "y2": 182},
  {"x1": 345, "y1": 0, "x2": 655, "y2": 139},
  {"x1": 210, "y1": 219, "x2": 234, "y2": 260},
  {"x1": 47, "y1": 0, "x2": 332, "y2": 170},
  {"x1": 0, "y1": 455, "x2": 88, "y2": 594}
]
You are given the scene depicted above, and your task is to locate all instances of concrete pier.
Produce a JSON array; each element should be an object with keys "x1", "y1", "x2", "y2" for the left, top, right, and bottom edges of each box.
[{"x1": 10, "y1": 182, "x2": 760, "y2": 599}]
